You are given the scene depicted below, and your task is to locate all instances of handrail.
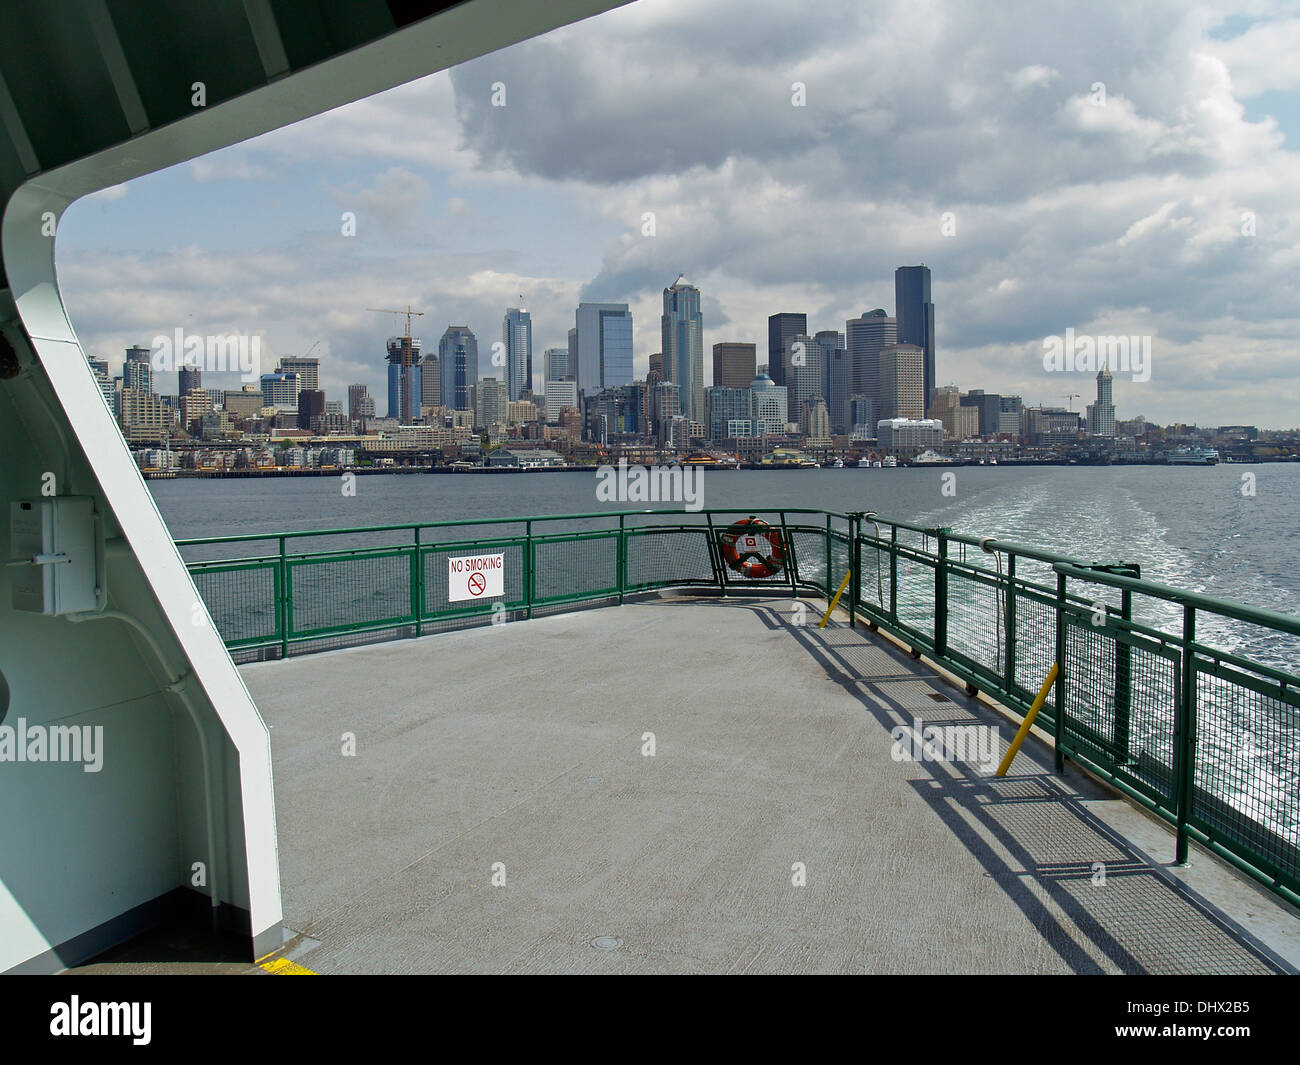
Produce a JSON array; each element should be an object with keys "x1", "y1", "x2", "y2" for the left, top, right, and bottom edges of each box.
[{"x1": 1053, "y1": 561, "x2": 1300, "y2": 637}]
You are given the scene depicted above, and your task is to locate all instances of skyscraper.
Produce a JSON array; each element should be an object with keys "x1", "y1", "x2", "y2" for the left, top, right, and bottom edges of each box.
[
  {"x1": 420, "y1": 350, "x2": 440, "y2": 411},
  {"x1": 278, "y1": 356, "x2": 320, "y2": 392},
  {"x1": 786, "y1": 334, "x2": 825, "y2": 429},
  {"x1": 124, "y1": 345, "x2": 152, "y2": 393},
  {"x1": 767, "y1": 313, "x2": 806, "y2": 389},
  {"x1": 574, "y1": 302, "x2": 634, "y2": 394},
  {"x1": 386, "y1": 336, "x2": 422, "y2": 422},
  {"x1": 878, "y1": 344, "x2": 925, "y2": 421},
  {"x1": 178, "y1": 364, "x2": 201, "y2": 398},
  {"x1": 816, "y1": 331, "x2": 849, "y2": 435},
  {"x1": 661, "y1": 276, "x2": 704, "y2": 424},
  {"x1": 712, "y1": 342, "x2": 757, "y2": 389},
  {"x1": 503, "y1": 308, "x2": 532, "y2": 401},
  {"x1": 895, "y1": 266, "x2": 935, "y2": 410},
  {"x1": 1090, "y1": 369, "x2": 1116, "y2": 437},
  {"x1": 438, "y1": 326, "x2": 478, "y2": 411},
  {"x1": 544, "y1": 347, "x2": 569, "y2": 384},
  {"x1": 845, "y1": 310, "x2": 896, "y2": 421},
  {"x1": 347, "y1": 383, "x2": 374, "y2": 421}
]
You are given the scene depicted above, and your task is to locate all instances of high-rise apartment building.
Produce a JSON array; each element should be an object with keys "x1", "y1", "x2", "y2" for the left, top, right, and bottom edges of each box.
[
  {"x1": 260, "y1": 371, "x2": 300, "y2": 411},
  {"x1": 574, "y1": 303, "x2": 633, "y2": 394},
  {"x1": 661, "y1": 276, "x2": 704, "y2": 424},
  {"x1": 712, "y1": 342, "x2": 756, "y2": 389},
  {"x1": 895, "y1": 265, "x2": 935, "y2": 409},
  {"x1": 178, "y1": 365, "x2": 202, "y2": 398},
  {"x1": 767, "y1": 313, "x2": 806, "y2": 389},
  {"x1": 124, "y1": 345, "x2": 153, "y2": 393},
  {"x1": 503, "y1": 308, "x2": 532, "y2": 401}
]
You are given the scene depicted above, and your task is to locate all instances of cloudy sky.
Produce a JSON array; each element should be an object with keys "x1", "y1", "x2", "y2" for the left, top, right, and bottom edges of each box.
[{"x1": 58, "y1": 0, "x2": 1300, "y2": 427}]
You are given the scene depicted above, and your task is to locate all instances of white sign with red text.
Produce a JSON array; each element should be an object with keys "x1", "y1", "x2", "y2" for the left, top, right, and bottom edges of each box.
[{"x1": 448, "y1": 553, "x2": 504, "y2": 602}]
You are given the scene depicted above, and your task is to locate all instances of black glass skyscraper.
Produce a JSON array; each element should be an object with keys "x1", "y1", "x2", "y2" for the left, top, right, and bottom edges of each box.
[
  {"x1": 895, "y1": 266, "x2": 935, "y2": 410},
  {"x1": 767, "y1": 312, "x2": 806, "y2": 389}
]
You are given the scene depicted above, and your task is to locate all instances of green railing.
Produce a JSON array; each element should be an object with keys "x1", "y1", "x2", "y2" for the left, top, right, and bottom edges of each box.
[{"x1": 177, "y1": 506, "x2": 1300, "y2": 907}]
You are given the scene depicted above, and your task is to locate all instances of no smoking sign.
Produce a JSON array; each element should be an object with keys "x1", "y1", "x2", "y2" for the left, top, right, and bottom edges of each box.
[{"x1": 448, "y1": 553, "x2": 504, "y2": 602}]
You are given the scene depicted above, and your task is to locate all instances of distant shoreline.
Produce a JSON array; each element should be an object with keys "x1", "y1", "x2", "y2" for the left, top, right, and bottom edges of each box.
[{"x1": 140, "y1": 457, "x2": 1288, "y2": 480}]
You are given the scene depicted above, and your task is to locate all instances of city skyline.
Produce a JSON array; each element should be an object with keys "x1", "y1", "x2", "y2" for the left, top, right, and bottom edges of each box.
[{"x1": 55, "y1": 0, "x2": 1300, "y2": 429}]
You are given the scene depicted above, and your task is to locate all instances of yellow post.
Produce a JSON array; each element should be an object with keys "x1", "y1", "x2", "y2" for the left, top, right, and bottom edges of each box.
[
  {"x1": 818, "y1": 570, "x2": 852, "y2": 628},
  {"x1": 995, "y1": 662, "x2": 1060, "y2": 777}
]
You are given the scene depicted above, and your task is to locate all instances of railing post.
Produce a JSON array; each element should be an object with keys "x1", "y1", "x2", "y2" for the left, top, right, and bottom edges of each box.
[
  {"x1": 1114, "y1": 585, "x2": 1133, "y2": 759},
  {"x1": 934, "y1": 528, "x2": 948, "y2": 657},
  {"x1": 413, "y1": 526, "x2": 423, "y2": 637},
  {"x1": 824, "y1": 513, "x2": 832, "y2": 600},
  {"x1": 525, "y1": 519, "x2": 534, "y2": 620},
  {"x1": 849, "y1": 515, "x2": 859, "y2": 629},
  {"x1": 1054, "y1": 570, "x2": 1067, "y2": 773},
  {"x1": 1005, "y1": 553, "x2": 1017, "y2": 695},
  {"x1": 1175, "y1": 604, "x2": 1196, "y2": 864},
  {"x1": 889, "y1": 525, "x2": 898, "y2": 622},
  {"x1": 278, "y1": 535, "x2": 289, "y2": 660},
  {"x1": 617, "y1": 513, "x2": 626, "y2": 605}
]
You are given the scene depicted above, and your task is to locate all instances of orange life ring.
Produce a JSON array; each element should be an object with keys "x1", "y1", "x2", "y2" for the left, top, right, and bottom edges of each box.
[{"x1": 719, "y1": 517, "x2": 786, "y2": 579}]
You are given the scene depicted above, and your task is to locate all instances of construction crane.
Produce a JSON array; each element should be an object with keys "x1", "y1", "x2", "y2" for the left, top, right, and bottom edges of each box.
[
  {"x1": 367, "y1": 305, "x2": 425, "y2": 340},
  {"x1": 1064, "y1": 393, "x2": 1080, "y2": 411},
  {"x1": 303, "y1": 339, "x2": 322, "y2": 358}
]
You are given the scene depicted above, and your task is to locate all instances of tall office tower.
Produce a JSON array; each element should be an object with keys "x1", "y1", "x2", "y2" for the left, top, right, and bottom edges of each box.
[
  {"x1": 574, "y1": 302, "x2": 634, "y2": 394},
  {"x1": 930, "y1": 386, "x2": 978, "y2": 439},
  {"x1": 879, "y1": 344, "x2": 925, "y2": 421},
  {"x1": 260, "y1": 371, "x2": 300, "y2": 411},
  {"x1": 545, "y1": 379, "x2": 578, "y2": 422},
  {"x1": 296, "y1": 389, "x2": 325, "y2": 431},
  {"x1": 1090, "y1": 369, "x2": 1116, "y2": 437},
  {"x1": 661, "y1": 276, "x2": 704, "y2": 423},
  {"x1": 750, "y1": 373, "x2": 788, "y2": 434},
  {"x1": 650, "y1": 380, "x2": 681, "y2": 444},
  {"x1": 785, "y1": 333, "x2": 825, "y2": 428},
  {"x1": 816, "y1": 331, "x2": 849, "y2": 434},
  {"x1": 707, "y1": 386, "x2": 753, "y2": 442},
  {"x1": 845, "y1": 309, "x2": 896, "y2": 421},
  {"x1": 124, "y1": 345, "x2": 153, "y2": 393},
  {"x1": 438, "y1": 326, "x2": 478, "y2": 411},
  {"x1": 347, "y1": 384, "x2": 375, "y2": 421},
  {"x1": 767, "y1": 313, "x2": 806, "y2": 389},
  {"x1": 420, "y1": 350, "x2": 440, "y2": 410},
  {"x1": 544, "y1": 347, "x2": 569, "y2": 383},
  {"x1": 178, "y1": 364, "x2": 201, "y2": 398},
  {"x1": 895, "y1": 265, "x2": 935, "y2": 409},
  {"x1": 385, "y1": 335, "x2": 422, "y2": 422},
  {"x1": 503, "y1": 308, "x2": 532, "y2": 401},
  {"x1": 712, "y1": 342, "x2": 757, "y2": 389},
  {"x1": 278, "y1": 356, "x2": 320, "y2": 392},
  {"x1": 961, "y1": 389, "x2": 1003, "y2": 436},
  {"x1": 476, "y1": 376, "x2": 504, "y2": 429}
]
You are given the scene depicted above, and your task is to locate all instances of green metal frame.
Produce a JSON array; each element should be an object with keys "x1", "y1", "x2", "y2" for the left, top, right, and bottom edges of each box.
[{"x1": 177, "y1": 505, "x2": 1300, "y2": 908}]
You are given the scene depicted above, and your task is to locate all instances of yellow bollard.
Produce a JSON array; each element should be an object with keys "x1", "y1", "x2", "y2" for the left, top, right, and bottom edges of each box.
[
  {"x1": 818, "y1": 570, "x2": 852, "y2": 628},
  {"x1": 994, "y1": 662, "x2": 1060, "y2": 777}
]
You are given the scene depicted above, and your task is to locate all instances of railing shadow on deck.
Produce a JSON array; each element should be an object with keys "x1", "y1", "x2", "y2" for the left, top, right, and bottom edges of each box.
[{"x1": 744, "y1": 599, "x2": 1294, "y2": 975}]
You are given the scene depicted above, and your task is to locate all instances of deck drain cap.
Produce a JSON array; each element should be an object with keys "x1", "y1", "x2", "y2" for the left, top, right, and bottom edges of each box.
[{"x1": 591, "y1": 936, "x2": 622, "y2": 951}]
